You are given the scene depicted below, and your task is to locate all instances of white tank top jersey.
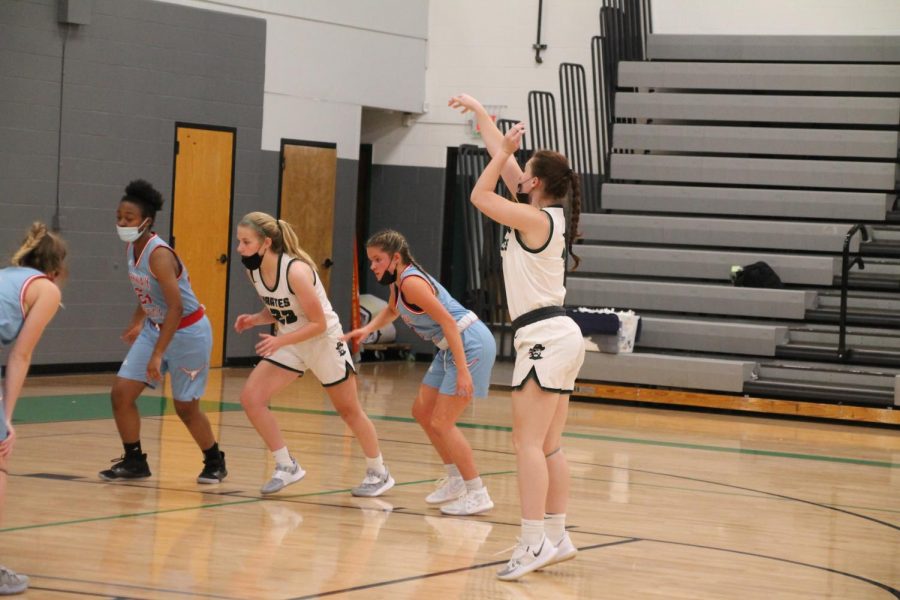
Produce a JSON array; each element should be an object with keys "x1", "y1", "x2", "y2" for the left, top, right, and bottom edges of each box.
[
  {"x1": 249, "y1": 253, "x2": 342, "y2": 338},
  {"x1": 500, "y1": 205, "x2": 568, "y2": 321}
]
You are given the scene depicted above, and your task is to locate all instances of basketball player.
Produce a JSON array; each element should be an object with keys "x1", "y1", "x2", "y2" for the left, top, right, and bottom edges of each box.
[
  {"x1": 234, "y1": 212, "x2": 393, "y2": 497},
  {"x1": 0, "y1": 222, "x2": 66, "y2": 595},
  {"x1": 343, "y1": 230, "x2": 497, "y2": 516},
  {"x1": 451, "y1": 93, "x2": 586, "y2": 580},
  {"x1": 100, "y1": 180, "x2": 227, "y2": 484}
]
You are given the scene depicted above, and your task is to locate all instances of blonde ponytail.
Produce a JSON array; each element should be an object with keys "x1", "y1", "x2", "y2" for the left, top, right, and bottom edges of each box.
[
  {"x1": 238, "y1": 212, "x2": 317, "y2": 272},
  {"x1": 277, "y1": 219, "x2": 318, "y2": 272},
  {"x1": 11, "y1": 221, "x2": 67, "y2": 276}
]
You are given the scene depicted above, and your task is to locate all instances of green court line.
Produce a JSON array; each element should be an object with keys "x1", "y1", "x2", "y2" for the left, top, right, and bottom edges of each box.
[
  {"x1": 267, "y1": 406, "x2": 900, "y2": 469},
  {"x1": 14, "y1": 393, "x2": 899, "y2": 469},
  {"x1": 0, "y1": 471, "x2": 515, "y2": 534},
  {"x1": 12, "y1": 393, "x2": 241, "y2": 424}
]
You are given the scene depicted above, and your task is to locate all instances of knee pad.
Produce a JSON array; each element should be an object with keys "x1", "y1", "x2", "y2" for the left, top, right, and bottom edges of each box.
[{"x1": 545, "y1": 446, "x2": 562, "y2": 459}]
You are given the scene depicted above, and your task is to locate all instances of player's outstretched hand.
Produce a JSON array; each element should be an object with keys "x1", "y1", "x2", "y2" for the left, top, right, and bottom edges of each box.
[
  {"x1": 341, "y1": 327, "x2": 370, "y2": 344},
  {"x1": 234, "y1": 313, "x2": 257, "y2": 333},
  {"x1": 501, "y1": 122, "x2": 525, "y2": 155},
  {"x1": 448, "y1": 93, "x2": 484, "y2": 115},
  {"x1": 0, "y1": 422, "x2": 15, "y2": 459}
]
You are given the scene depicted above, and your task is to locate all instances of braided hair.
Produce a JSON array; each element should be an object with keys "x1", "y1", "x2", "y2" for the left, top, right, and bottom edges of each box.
[{"x1": 529, "y1": 150, "x2": 582, "y2": 269}]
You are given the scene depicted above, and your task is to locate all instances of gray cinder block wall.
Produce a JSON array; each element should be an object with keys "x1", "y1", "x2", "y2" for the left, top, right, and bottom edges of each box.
[
  {"x1": 0, "y1": 0, "x2": 270, "y2": 365},
  {"x1": 0, "y1": 0, "x2": 433, "y2": 367}
]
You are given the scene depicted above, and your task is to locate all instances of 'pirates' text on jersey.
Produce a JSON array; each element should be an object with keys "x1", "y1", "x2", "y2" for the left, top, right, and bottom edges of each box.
[{"x1": 249, "y1": 253, "x2": 341, "y2": 337}]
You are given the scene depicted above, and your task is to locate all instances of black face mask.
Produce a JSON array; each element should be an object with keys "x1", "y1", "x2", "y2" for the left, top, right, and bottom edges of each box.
[
  {"x1": 516, "y1": 180, "x2": 531, "y2": 204},
  {"x1": 377, "y1": 260, "x2": 398, "y2": 286},
  {"x1": 240, "y1": 248, "x2": 265, "y2": 270}
]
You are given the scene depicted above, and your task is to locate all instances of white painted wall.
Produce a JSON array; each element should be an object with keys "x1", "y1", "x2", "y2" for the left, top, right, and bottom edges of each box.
[
  {"x1": 364, "y1": 0, "x2": 604, "y2": 168},
  {"x1": 157, "y1": 0, "x2": 428, "y2": 158},
  {"x1": 652, "y1": 0, "x2": 900, "y2": 35},
  {"x1": 366, "y1": 0, "x2": 900, "y2": 168},
  {"x1": 159, "y1": 0, "x2": 898, "y2": 165}
]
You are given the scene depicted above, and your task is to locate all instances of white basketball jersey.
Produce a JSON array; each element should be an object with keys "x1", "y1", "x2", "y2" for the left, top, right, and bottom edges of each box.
[
  {"x1": 250, "y1": 254, "x2": 341, "y2": 337},
  {"x1": 500, "y1": 206, "x2": 568, "y2": 321}
]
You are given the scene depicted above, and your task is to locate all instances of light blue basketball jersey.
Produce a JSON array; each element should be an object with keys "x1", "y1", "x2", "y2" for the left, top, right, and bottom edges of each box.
[
  {"x1": 127, "y1": 235, "x2": 201, "y2": 324},
  {"x1": 394, "y1": 265, "x2": 471, "y2": 345},
  {"x1": 0, "y1": 266, "x2": 46, "y2": 346}
]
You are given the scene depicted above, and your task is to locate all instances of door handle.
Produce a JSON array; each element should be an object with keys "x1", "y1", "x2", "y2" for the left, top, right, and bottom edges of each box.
[
  {"x1": 322, "y1": 258, "x2": 334, "y2": 269},
  {"x1": 218, "y1": 254, "x2": 228, "y2": 264}
]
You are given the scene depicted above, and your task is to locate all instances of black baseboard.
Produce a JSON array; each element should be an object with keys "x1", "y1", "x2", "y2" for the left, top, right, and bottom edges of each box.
[
  {"x1": 5, "y1": 357, "x2": 263, "y2": 377},
  {"x1": 16, "y1": 362, "x2": 121, "y2": 377},
  {"x1": 223, "y1": 356, "x2": 258, "y2": 368}
]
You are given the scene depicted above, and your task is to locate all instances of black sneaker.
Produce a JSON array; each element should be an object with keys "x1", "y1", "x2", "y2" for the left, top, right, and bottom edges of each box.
[
  {"x1": 197, "y1": 451, "x2": 227, "y2": 484},
  {"x1": 99, "y1": 453, "x2": 151, "y2": 481}
]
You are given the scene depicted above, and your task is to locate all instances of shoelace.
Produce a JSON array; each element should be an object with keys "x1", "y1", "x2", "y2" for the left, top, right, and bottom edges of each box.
[
  {"x1": 361, "y1": 468, "x2": 383, "y2": 484},
  {"x1": 274, "y1": 462, "x2": 296, "y2": 474},
  {"x1": 493, "y1": 537, "x2": 528, "y2": 559}
]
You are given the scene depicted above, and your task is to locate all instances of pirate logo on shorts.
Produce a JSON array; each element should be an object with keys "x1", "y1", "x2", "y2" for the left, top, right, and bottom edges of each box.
[
  {"x1": 527, "y1": 344, "x2": 545, "y2": 360},
  {"x1": 336, "y1": 341, "x2": 347, "y2": 357}
]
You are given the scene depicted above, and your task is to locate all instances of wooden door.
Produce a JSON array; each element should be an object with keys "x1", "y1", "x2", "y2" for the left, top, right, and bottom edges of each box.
[
  {"x1": 279, "y1": 141, "x2": 337, "y2": 291},
  {"x1": 171, "y1": 125, "x2": 235, "y2": 368}
]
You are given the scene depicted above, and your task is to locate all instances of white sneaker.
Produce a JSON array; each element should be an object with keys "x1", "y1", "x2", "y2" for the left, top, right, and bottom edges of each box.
[
  {"x1": 351, "y1": 468, "x2": 395, "y2": 497},
  {"x1": 260, "y1": 459, "x2": 306, "y2": 494},
  {"x1": 496, "y1": 535, "x2": 558, "y2": 581},
  {"x1": 439, "y1": 487, "x2": 494, "y2": 516},
  {"x1": 543, "y1": 532, "x2": 578, "y2": 567},
  {"x1": 426, "y1": 475, "x2": 466, "y2": 504},
  {"x1": 0, "y1": 565, "x2": 28, "y2": 595}
]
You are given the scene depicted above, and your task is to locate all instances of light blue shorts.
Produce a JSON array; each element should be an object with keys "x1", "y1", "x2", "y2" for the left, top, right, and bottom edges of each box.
[
  {"x1": 0, "y1": 396, "x2": 7, "y2": 442},
  {"x1": 422, "y1": 320, "x2": 496, "y2": 398},
  {"x1": 117, "y1": 317, "x2": 212, "y2": 401}
]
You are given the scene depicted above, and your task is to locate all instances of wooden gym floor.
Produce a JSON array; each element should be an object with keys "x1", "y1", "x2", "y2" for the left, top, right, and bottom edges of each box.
[{"x1": 3, "y1": 361, "x2": 898, "y2": 599}]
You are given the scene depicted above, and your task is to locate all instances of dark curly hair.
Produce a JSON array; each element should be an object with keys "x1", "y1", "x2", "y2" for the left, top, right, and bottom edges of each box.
[{"x1": 121, "y1": 179, "x2": 164, "y2": 221}]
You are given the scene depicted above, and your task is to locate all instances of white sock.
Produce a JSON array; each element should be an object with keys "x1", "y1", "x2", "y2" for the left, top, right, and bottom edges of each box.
[
  {"x1": 545, "y1": 513, "x2": 566, "y2": 545},
  {"x1": 521, "y1": 518, "x2": 545, "y2": 547},
  {"x1": 365, "y1": 454, "x2": 385, "y2": 475},
  {"x1": 464, "y1": 476, "x2": 483, "y2": 492},
  {"x1": 273, "y1": 446, "x2": 292, "y2": 466},
  {"x1": 444, "y1": 463, "x2": 461, "y2": 479}
]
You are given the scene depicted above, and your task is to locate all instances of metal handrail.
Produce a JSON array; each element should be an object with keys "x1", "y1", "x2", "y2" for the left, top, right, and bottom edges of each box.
[{"x1": 837, "y1": 223, "x2": 869, "y2": 361}]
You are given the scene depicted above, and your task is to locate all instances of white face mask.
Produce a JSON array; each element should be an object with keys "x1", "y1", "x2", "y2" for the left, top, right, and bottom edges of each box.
[{"x1": 117, "y1": 219, "x2": 149, "y2": 243}]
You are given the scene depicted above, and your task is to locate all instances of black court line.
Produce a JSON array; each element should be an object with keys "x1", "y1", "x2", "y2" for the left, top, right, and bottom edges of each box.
[
  {"x1": 285, "y1": 538, "x2": 640, "y2": 599},
  {"x1": 8, "y1": 439, "x2": 898, "y2": 536},
  {"x1": 586, "y1": 461, "x2": 900, "y2": 532},
  {"x1": 573, "y1": 529, "x2": 900, "y2": 599},
  {"x1": 16, "y1": 481, "x2": 899, "y2": 598},
  {"x1": 22, "y1": 586, "x2": 125, "y2": 598},
  {"x1": 25, "y1": 573, "x2": 242, "y2": 600}
]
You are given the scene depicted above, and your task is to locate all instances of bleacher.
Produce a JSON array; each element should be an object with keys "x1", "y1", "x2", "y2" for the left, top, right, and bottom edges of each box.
[
  {"x1": 469, "y1": 21, "x2": 900, "y2": 421},
  {"x1": 567, "y1": 30, "x2": 900, "y2": 413}
]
